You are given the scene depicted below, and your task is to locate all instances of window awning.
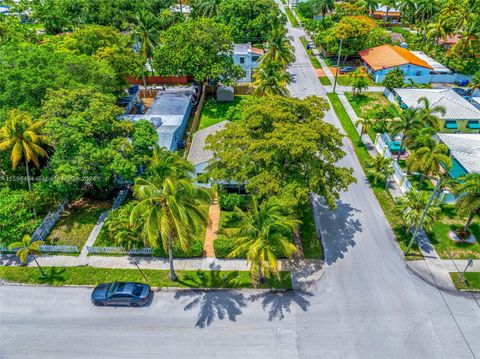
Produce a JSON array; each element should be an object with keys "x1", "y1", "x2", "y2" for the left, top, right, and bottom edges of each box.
[
  {"x1": 467, "y1": 121, "x2": 480, "y2": 129},
  {"x1": 445, "y1": 121, "x2": 458, "y2": 129}
]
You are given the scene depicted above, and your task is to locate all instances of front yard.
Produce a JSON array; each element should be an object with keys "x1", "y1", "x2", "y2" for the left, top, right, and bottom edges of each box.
[
  {"x1": 198, "y1": 96, "x2": 247, "y2": 130},
  {"x1": 45, "y1": 198, "x2": 112, "y2": 249},
  {"x1": 0, "y1": 266, "x2": 292, "y2": 289}
]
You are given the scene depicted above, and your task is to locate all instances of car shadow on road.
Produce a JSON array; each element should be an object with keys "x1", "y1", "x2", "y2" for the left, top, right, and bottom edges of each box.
[
  {"x1": 312, "y1": 197, "x2": 362, "y2": 265},
  {"x1": 248, "y1": 290, "x2": 313, "y2": 321}
]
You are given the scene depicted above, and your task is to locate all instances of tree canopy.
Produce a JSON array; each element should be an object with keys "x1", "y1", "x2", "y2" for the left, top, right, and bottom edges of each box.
[{"x1": 206, "y1": 96, "x2": 355, "y2": 209}]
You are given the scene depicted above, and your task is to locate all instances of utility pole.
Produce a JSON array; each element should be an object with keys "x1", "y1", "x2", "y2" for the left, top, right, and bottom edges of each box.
[
  {"x1": 404, "y1": 178, "x2": 442, "y2": 255},
  {"x1": 332, "y1": 38, "x2": 343, "y2": 94},
  {"x1": 456, "y1": 258, "x2": 474, "y2": 285}
]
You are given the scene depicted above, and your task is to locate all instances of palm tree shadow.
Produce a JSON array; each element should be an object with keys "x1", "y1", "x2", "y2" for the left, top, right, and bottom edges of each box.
[
  {"x1": 174, "y1": 270, "x2": 247, "y2": 328},
  {"x1": 248, "y1": 290, "x2": 313, "y2": 321},
  {"x1": 38, "y1": 267, "x2": 66, "y2": 284}
]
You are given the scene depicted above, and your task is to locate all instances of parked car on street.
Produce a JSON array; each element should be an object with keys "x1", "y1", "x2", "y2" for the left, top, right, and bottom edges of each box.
[
  {"x1": 339, "y1": 66, "x2": 356, "y2": 74},
  {"x1": 91, "y1": 282, "x2": 152, "y2": 307}
]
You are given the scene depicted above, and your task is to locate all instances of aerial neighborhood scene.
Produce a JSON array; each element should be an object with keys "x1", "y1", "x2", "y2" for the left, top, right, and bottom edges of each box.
[{"x1": 1, "y1": 0, "x2": 480, "y2": 357}]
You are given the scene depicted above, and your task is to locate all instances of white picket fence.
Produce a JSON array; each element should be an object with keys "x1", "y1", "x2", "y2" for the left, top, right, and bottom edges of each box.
[
  {"x1": 375, "y1": 133, "x2": 413, "y2": 194},
  {"x1": 1, "y1": 244, "x2": 79, "y2": 253},
  {"x1": 86, "y1": 246, "x2": 153, "y2": 255},
  {"x1": 31, "y1": 199, "x2": 69, "y2": 242}
]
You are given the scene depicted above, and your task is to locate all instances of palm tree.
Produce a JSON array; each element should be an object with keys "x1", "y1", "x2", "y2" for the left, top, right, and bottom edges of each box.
[
  {"x1": 195, "y1": 0, "x2": 222, "y2": 17},
  {"x1": 0, "y1": 109, "x2": 48, "y2": 193},
  {"x1": 351, "y1": 74, "x2": 370, "y2": 97},
  {"x1": 252, "y1": 62, "x2": 291, "y2": 97},
  {"x1": 130, "y1": 173, "x2": 211, "y2": 281},
  {"x1": 355, "y1": 117, "x2": 375, "y2": 144},
  {"x1": 415, "y1": 0, "x2": 439, "y2": 23},
  {"x1": 388, "y1": 107, "x2": 422, "y2": 161},
  {"x1": 9, "y1": 235, "x2": 45, "y2": 276},
  {"x1": 261, "y1": 28, "x2": 296, "y2": 69},
  {"x1": 106, "y1": 203, "x2": 143, "y2": 250},
  {"x1": 134, "y1": 11, "x2": 161, "y2": 80},
  {"x1": 452, "y1": 173, "x2": 480, "y2": 235},
  {"x1": 315, "y1": 0, "x2": 335, "y2": 18},
  {"x1": 407, "y1": 142, "x2": 451, "y2": 190},
  {"x1": 225, "y1": 197, "x2": 299, "y2": 285},
  {"x1": 381, "y1": 0, "x2": 398, "y2": 24},
  {"x1": 398, "y1": 0, "x2": 416, "y2": 26},
  {"x1": 367, "y1": 155, "x2": 394, "y2": 186},
  {"x1": 403, "y1": 126, "x2": 436, "y2": 151},
  {"x1": 396, "y1": 190, "x2": 441, "y2": 232},
  {"x1": 149, "y1": 146, "x2": 193, "y2": 183},
  {"x1": 417, "y1": 96, "x2": 447, "y2": 129},
  {"x1": 426, "y1": 22, "x2": 448, "y2": 43},
  {"x1": 361, "y1": 0, "x2": 380, "y2": 14},
  {"x1": 372, "y1": 106, "x2": 396, "y2": 133}
]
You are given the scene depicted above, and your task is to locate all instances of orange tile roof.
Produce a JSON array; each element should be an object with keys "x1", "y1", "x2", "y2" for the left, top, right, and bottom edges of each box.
[
  {"x1": 250, "y1": 47, "x2": 265, "y2": 55},
  {"x1": 358, "y1": 45, "x2": 432, "y2": 71}
]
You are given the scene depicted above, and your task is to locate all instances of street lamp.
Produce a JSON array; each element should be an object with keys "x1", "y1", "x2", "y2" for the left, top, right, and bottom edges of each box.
[
  {"x1": 404, "y1": 174, "x2": 444, "y2": 255},
  {"x1": 332, "y1": 38, "x2": 343, "y2": 94}
]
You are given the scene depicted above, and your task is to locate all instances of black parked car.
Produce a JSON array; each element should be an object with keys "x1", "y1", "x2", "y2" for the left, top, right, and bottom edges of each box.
[{"x1": 91, "y1": 282, "x2": 152, "y2": 307}]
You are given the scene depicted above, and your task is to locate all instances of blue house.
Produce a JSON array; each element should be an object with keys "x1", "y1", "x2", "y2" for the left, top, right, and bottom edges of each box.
[
  {"x1": 233, "y1": 44, "x2": 264, "y2": 83},
  {"x1": 359, "y1": 45, "x2": 433, "y2": 83}
]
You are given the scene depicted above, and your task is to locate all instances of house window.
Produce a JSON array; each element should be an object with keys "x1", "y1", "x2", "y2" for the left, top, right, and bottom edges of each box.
[
  {"x1": 415, "y1": 71, "x2": 422, "y2": 76},
  {"x1": 444, "y1": 120, "x2": 458, "y2": 129},
  {"x1": 252, "y1": 56, "x2": 259, "y2": 62},
  {"x1": 239, "y1": 57, "x2": 245, "y2": 64},
  {"x1": 467, "y1": 120, "x2": 480, "y2": 129}
]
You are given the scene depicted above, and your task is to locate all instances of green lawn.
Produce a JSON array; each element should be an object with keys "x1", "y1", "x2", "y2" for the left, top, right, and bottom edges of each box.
[
  {"x1": 285, "y1": 7, "x2": 299, "y2": 27},
  {"x1": 327, "y1": 93, "x2": 422, "y2": 258},
  {"x1": 428, "y1": 206, "x2": 480, "y2": 259},
  {"x1": 319, "y1": 76, "x2": 332, "y2": 86},
  {"x1": 345, "y1": 92, "x2": 398, "y2": 120},
  {"x1": 450, "y1": 272, "x2": 480, "y2": 290},
  {"x1": 45, "y1": 199, "x2": 112, "y2": 248},
  {"x1": 336, "y1": 75, "x2": 376, "y2": 87},
  {"x1": 0, "y1": 266, "x2": 292, "y2": 289},
  {"x1": 214, "y1": 204, "x2": 324, "y2": 260},
  {"x1": 198, "y1": 96, "x2": 247, "y2": 131}
]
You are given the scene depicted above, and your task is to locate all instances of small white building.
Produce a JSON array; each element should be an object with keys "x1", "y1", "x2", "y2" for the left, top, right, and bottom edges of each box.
[{"x1": 233, "y1": 44, "x2": 264, "y2": 83}]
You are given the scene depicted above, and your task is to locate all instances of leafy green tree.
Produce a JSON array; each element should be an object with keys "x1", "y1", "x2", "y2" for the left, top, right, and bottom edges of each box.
[
  {"x1": 261, "y1": 28, "x2": 296, "y2": 68},
  {"x1": 206, "y1": 96, "x2": 355, "y2": 209},
  {"x1": 382, "y1": 67, "x2": 405, "y2": 90},
  {"x1": 215, "y1": 0, "x2": 285, "y2": 42},
  {"x1": 225, "y1": 197, "x2": 299, "y2": 285},
  {"x1": 252, "y1": 61, "x2": 292, "y2": 97},
  {"x1": 452, "y1": 173, "x2": 480, "y2": 234},
  {"x1": 130, "y1": 158, "x2": 211, "y2": 281},
  {"x1": 367, "y1": 155, "x2": 394, "y2": 186},
  {"x1": 0, "y1": 110, "x2": 48, "y2": 192},
  {"x1": 407, "y1": 143, "x2": 451, "y2": 190},
  {"x1": 396, "y1": 189, "x2": 440, "y2": 232},
  {"x1": 152, "y1": 18, "x2": 242, "y2": 83},
  {"x1": 9, "y1": 235, "x2": 46, "y2": 276}
]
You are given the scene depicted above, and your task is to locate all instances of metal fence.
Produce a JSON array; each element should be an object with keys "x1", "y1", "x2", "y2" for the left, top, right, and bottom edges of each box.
[
  {"x1": 86, "y1": 246, "x2": 153, "y2": 255},
  {"x1": 375, "y1": 133, "x2": 412, "y2": 194},
  {"x1": 31, "y1": 199, "x2": 69, "y2": 242},
  {"x1": 1, "y1": 244, "x2": 79, "y2": 253}
]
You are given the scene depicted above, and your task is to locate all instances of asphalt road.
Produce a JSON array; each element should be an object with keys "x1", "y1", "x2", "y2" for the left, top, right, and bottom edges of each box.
[{"x1": 2, "y1": 7, "x2": 480, "y2": 359}]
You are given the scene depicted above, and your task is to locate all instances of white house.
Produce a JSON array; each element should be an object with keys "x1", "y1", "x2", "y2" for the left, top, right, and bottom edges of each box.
[{"x1": 233, "y1": 44, "x2": 264, "y2": 83}]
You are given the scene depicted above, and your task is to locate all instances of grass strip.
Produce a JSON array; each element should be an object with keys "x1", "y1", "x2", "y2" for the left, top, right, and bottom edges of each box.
[
  {"x1": 285, "y1": 7, "x2": 299, "y2": 27},
  {"x1": 450, "y1": 272, "x2": 480, "y2": 290},
  {"x1": 327, "y1": 93, "x2": 422, "y2": 258},
  {"x1": 0, "y1": 266, "x2": 292, "y2": 289}
]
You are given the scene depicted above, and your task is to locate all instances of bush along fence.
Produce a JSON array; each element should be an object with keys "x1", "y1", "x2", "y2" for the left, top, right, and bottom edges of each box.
[
  {"x1": 31, "y1": 199, "x2": 69, "y2": 242},
  {"x1": 1, "y1": 244, "x2": 79, "y2": 254},
  {"x1": 86, "y1": 246, "x2": 153, "y2": 256}
]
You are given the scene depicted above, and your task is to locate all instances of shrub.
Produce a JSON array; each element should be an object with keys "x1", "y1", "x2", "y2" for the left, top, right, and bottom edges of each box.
[{"x1": 219, "y1": 193, "x2": 248, "y2": 211}]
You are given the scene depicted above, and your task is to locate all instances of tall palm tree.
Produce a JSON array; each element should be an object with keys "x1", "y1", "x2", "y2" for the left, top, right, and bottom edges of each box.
[
  {"x1": 396, "y1": 190, "x2": 441, "y2": 232},
  {"x1": 9, "y1": 235, "x2": 45, "y2": 276},
  {"x1": 426, "y1": 22, "x2": 448, "y2": 43},
  {"x1": 361, "y1": 0, "x2": 380, "y2": 14},
  {"x1": 252, "y1": 62, "x2": 291, "y2": 97},
  {"x1": 403, "y1": 126, "x2": 436, "y2": 151},
  {"x1": 381, "y1": 0, "x2": 398, "y2": 23},
  {"x1": 0, "y1": 109, "x2": 48, "y2": 192},
  {"x1": 388, "y1": 107, "x2": 422, "y2": 161},
  {"x1": 355, "y1": 117, "x2": 375, "y2": 144},
  {"x1": 417, "y1": 96, "x2": 447, "y2": 128},
  {"x1": 130, "y1": 174, "x2": 211, "y2": 281},
  {"x1": 149, "y1": 146, "x2": 194, "y2": 183},
  {"x1": 398, "y1": 0, "x2": 416, "y2": 26},
  {"x1": 195, "y1": 0, "x2": 222, "y2": 17},
  {"x1": 315, "y1": 0, "x2": 335, "y2": 18},
  {"x1": 453, "y1": 173, "x2": 480, "y2": 234},
  {"x1": 415, "y1": 0, "x2": 439, "y2": 23},
  {"x1": 134, "y1": 11, "x2": 161, "y2": 80},
  {"x1": 407, "y1": 142, "x2": 451, "y2": 190},
  {"x1": 261, "y1": 28, "x2": 296, "y2": 69},
  {"x1": 225, "y1": 197, "x2": 299, "y2": 285},
  {"x1": 367, "y1": 155, "x2": 394, "y2": 186}
]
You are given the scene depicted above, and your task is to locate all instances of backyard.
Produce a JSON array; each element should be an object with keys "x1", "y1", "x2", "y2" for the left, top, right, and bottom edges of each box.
[
  {"x1": 45, "y1": 198, "x2": 112, "y2": 249},
  {"x1": 198, "y1": 96, "x2": 247, "y2": 130}
]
